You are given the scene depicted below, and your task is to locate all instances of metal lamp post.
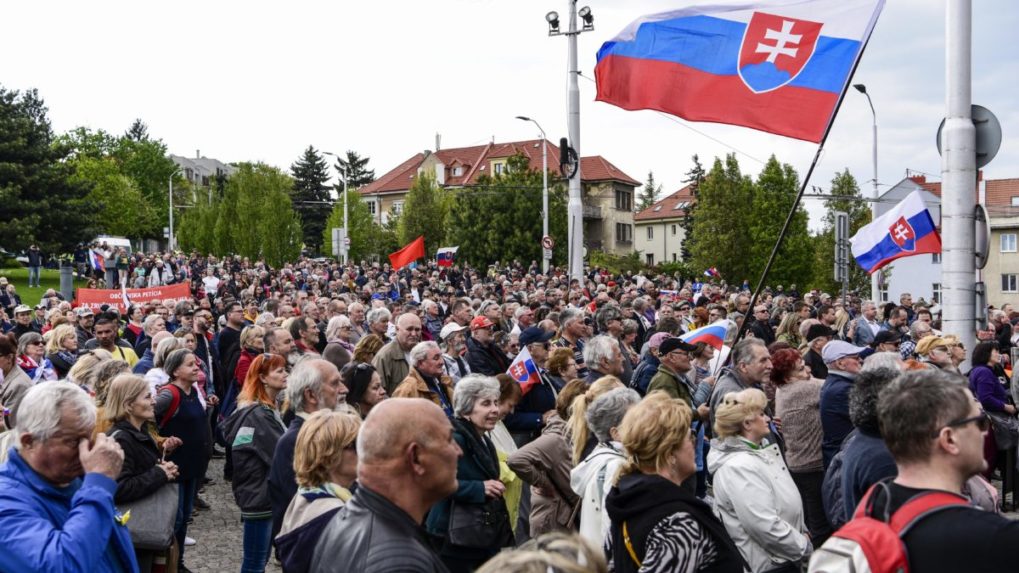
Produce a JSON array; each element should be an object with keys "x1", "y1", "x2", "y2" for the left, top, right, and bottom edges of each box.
[
  {"x1": 854, "y1": 83, "x2": 880, "y2": 303},
  {"x1": 516, "y1": 116, "x2": 550, "y2": 274},
  {"x1": 168, "y1": 168, "x2": 181, "y2": 252},
  {"x1": 547, "y1": 2, "x2": 594, "y2": 283},
  {"x1": 322, "y1": 150, "x2": 349, "y2": 265}
]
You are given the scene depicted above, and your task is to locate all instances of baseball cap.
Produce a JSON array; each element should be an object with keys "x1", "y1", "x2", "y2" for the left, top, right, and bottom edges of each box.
[
  {"x1": 659, "y1": 337, "x2": 697, "y2": 355},
  {"x1": 470, "y1": 316, "x2": 495, "y2": 331},
  {"x1": 439, "y1": 322, "x2": 467, "y2": 341},
  {"x1": 519, "y1": 326, "x2": 554, "y2": 347},
  {"x1": 13, "y1": 304, "x2": 31, "y2": 315},
  {"x1": 75, "y1": 307, "x2": 94, "y2": 318},
  {"x1": 822, "y1": 340, "x2": 867, "y2": 363}
]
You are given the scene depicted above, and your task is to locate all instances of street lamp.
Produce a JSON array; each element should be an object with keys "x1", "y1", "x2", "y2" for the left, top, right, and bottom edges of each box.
[
  {"x1": 853, "y1": 84, "x2": 880, "y2": 303},
  {"x1": 322, "y1": 150, "x2": 349, "y2": 265},
  {"x1": 168, "y1": 167, "x2": 181, "y2": 252},
  {"x1": 516, "y1": 116, "x2": 550, "y2": 274},
  {"x1": 546, "y1": 1, "x2": 594, "y2": 283}
]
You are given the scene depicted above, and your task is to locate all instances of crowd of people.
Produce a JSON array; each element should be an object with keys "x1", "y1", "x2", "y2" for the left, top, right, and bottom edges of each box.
[{"x1": 1, "y1": 250, "x2": 1019, "y2": 573}]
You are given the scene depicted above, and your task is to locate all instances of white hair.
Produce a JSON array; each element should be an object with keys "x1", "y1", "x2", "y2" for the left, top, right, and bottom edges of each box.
[
  {"x1": 287, "y1": 359, "x2": 327, "y2": 414},
  {"x1": 366, "y1": 307, "x2": 391, "y2": 325},
  {"x1": 583, "y1": 335, "x2": 618, "y2": 370},
  {"x1": 16, "y1": 381, "x2": 95, "y2": 447},
  {"x1": 325, "y1": 315, "x2": 353, "y2": 340},
  {"x1": 409, "y1": 341, "x2": 440, "y2": 368},
  {"x1": 452, "y1": 375, "x2": 501, "y2": 418}
]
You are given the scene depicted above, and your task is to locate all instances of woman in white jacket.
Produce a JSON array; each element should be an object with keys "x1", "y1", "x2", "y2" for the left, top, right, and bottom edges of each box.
[
  {"x1": 569, "y1": 387, "x2": 640, "y2": 546},
  {"x1": 707, "y1": 388, "x2": 811, "y2": 573}
]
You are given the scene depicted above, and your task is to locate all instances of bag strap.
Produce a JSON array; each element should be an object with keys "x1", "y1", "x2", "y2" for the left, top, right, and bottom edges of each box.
[
  {"x1": 158, "y1": 384, "x2": 182, "y2": 428},
  {"x1": 856, "y1": 479, "x2": 968, "y2": 535},
  {"x1": 622, "y1": 521, "x2": 641, "y2": 568}
]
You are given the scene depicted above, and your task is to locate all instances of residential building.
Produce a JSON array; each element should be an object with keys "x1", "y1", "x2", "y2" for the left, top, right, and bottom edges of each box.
[
  {"x1": 633, "y1": 185, "x2": 694, "y2": 266},
  {"x1": 358, "y1": 139, "x2": 639, "y2": 255},
  {"x1": 170, "y1": 151, "x2": 236, "y2": 189}
]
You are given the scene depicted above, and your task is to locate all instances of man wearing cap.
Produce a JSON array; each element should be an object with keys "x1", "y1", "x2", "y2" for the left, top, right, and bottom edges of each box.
[
  {"x1": 372, "y1": 313, "x2": 423, "y2": 394},
  {"x1": 803, "y1": 324, "x2": 835, "y2": 380},
  {"x1": 819, "y1": 339, "x2": 867, "y2": 469},
  {"x1": 915, "y1": 335, "x2": 955, "y2": 371},
  {"x1": 505, "y1": 326, "x2": 560, "y2": 444},
  {"x1": 439, "y1": 323, "x2": 471, "y2": 383},
  {"x1": 10, "y1": 305, "x2": 39, "y2": 340},
  {"x1": 74, "y1": 307, "x2": 95, "y2": 349},
  {"x1": 465, "y1": 315, "x2": 509, "y2": 376},
  {"x1": 31, "y1": 304, "x2": 48, "y2": 333},
  {"x1": 647, "y1": 338, "x2": 702, "y2": 409}
]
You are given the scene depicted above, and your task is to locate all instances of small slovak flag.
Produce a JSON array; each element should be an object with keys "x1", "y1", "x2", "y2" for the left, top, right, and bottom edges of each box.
[
  {"x1": 90, "y1": 249, "x2": 106, "y2": 273},
  {"x1": 506, "y1": 346, "x2": 541, "y2": 396},
  {"x1": 121, "y1": 284, "x2": 132, "y2": 309},
  {"x1": 436, "y1": 246, "x2": 459, "y2": 268},
  {"x1": 704, "y1": 267, "x2": 720, "y2": 278}
]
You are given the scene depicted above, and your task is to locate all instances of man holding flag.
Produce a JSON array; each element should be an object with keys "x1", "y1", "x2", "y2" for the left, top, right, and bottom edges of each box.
[{"x1": 504, "y1": 326, "x2": 561, "y2": 446}]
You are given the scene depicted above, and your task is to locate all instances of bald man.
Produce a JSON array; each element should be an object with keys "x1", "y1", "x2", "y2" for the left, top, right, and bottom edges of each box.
[
  {"x1": 311, "y1": 399, "x2": 460, "y2": 572},
  {"x1": 372, "y1": 313, "x2": 423, "y2": 394}
]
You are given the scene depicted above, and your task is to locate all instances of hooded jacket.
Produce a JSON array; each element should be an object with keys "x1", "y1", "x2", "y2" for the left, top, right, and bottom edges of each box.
[
  {"x1": 570, "y1": 441, "x2": 626, "y2": 547},
  {"x1": 706, "y1": 437, "x2": 811, "y2": 573},
  {"x1": 222, "y1": 402, "x2": 287, "y2": 518}
]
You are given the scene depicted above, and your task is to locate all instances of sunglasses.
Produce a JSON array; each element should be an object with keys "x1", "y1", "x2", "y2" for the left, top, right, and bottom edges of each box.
[{"x1": 935, "y1": 411, "x2": 990, "y2": 437}]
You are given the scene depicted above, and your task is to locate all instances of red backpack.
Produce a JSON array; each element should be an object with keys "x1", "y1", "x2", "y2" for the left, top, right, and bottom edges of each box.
[
  {"x1": 157, "y1": 383, "x2": 183, "y2": 428},
  {"x1": 808, "y1": 480, "x2": 967, "y2": 573}
]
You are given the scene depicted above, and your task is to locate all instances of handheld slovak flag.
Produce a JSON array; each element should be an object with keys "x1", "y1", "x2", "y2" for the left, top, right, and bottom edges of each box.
[
  {"x1": 121, "y1": 283, "x2": 132, "y2": 309},
  {"x1": 389, "y1": 236, "x2": 426, "y2": 271},
  {"x1": 436, "y1": 246, "x2": 459, "y2": 268},
  {"x1": 850, "y1": 190, "x2": 941, "y2": 274},
  {"x1": 507, "y1": 346, "x2": 542, "y2": 396},
  {"x1": 90, "y1": 249, "x2": 106, "y2": 273},
  {"x1": 594, "y1": 0, "x2": 885, "y2": 142},
  {"x1": 681, "y1": 320, "x2": 732, "y2": 351},
  {"x1": 704, "y1": 267, "x2": 721, "y2": 278}
]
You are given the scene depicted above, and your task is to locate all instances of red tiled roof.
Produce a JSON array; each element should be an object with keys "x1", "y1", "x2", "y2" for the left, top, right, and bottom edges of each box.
[
  {"x1": 358, "y1": 139, "x2": 639, "y2": 195},
  {"x1": 634, "y1": 185, "x2": 696, "y2": 221},
  {"x1": 908, "y1": 173, "x2": 1019, "y2": 208}
]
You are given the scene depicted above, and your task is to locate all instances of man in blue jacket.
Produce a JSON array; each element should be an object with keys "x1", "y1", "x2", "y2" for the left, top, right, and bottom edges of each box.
[
  {"x1": 819, "y1": 340, "x2": 867, "y2": 470},
  {"x1": 0, "y1": 381, "x2": 139, "y2": 573}
]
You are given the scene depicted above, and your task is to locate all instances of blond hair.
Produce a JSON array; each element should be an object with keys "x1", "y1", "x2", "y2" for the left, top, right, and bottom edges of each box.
[
  {"x1": 617, "y1": 392, "x2": 692, "y2": 480},
  {"x1": 569, "y1": 375, "x2": 623, "y2": 464},
  {"x1": 294, "y1": 410, "x2": 361, "y2": 488},
  {"x1": 67, "y1": 348, "x2": 112, "y2": 388},
  {"x1": 239, "y1": 325, "x2": 266, "y2": 350},
  {"x1": 713, "y1": 388, "x2": 768, "y2": 438},
  {"x1": 475, "y1": 531, "x2": 608, "y2": 573},
  {"x1": 46, "y1": 324, "x2": 76, "y2": 354},
  {"x1": 102, "y1": 374, "x2": 151, "y2": 427}
]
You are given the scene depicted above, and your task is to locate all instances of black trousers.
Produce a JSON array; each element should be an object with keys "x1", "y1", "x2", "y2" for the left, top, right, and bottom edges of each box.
[{"x1": 790, "y1": 469, "x2": 833, "y2": 547}]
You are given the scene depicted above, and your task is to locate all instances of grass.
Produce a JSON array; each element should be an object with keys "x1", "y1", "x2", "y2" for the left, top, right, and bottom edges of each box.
[{"x1": 0, "y1": 267, "x2": 86, "y2": 308}]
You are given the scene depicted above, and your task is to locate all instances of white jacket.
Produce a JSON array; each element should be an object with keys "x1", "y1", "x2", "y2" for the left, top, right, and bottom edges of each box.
[
  {"x1": 569, "y1": 441, "x2": 626, "y2": 547},
  {"x1": 706, "y1": 436, "x2": 812, "y2": 572}
]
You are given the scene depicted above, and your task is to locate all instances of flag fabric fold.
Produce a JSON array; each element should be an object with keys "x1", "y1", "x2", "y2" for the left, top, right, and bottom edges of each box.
[
  {"x1": 90, "y1": 249, "x2": 106, "y2": 273},
  {"x1": 507, "y1": 346, "x2": 542, "y2": 396},
  {"x1": 850, "y1": 190, "x2": 941, "y2": 274},
  {"x1": 436, "y1": 246, "x2": 459, "y2": 268},
  {"x1": 389, "y1": 236, "x2": 425, "y2": 270},
  {"x1": 594, "y1": 0, "x2": 885, "y2": 142},
  {"x1": 681, "y1": 320, "x2": 732, "y2": 350}
]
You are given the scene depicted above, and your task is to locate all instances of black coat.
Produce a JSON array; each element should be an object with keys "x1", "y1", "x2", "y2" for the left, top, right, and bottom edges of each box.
[
  {"x1": 107, "y1": 419, "x2": 169, "y2": 504},
  {"x1": 465, "y1": 336, "x2": 509, "y2": 376}
]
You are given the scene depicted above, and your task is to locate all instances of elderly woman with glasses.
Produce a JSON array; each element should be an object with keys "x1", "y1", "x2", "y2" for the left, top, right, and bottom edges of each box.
[
  {"x1": 324, "y1": 315, "x2": 356, "y2": 355},
  {"x1": 707, "y1": 388, "x2": 811, "y2": 573},
  {"x1": 427, "y1": 375, "x2": 514, "y2": 572}
]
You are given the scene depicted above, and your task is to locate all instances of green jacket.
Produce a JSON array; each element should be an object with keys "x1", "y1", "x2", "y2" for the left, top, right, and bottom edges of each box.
[{"x1": 646, "y1": 364, "x2": 694, "y2": 406}]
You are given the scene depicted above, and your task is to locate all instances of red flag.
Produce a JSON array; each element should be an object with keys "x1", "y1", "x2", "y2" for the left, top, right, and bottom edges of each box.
[{"x1": 389, "y1": 236, "x2": 425, "y2": 270}]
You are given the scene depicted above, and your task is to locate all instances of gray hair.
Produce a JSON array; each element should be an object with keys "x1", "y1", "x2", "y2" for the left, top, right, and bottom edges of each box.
[
  {"x1": 153, "y1": 336, "x2": 185, "y2": 368},
  {"x1": 142, "y1": 313, "x2": 164, "y2": 335},
  {"x1": 366, "y1": 307, "x2": 391, "y2": 326},
  {"x1": 325, "y1": 315, "x2": 352, "y2": 340},
  {"x1": 16, "y1": 381, "x2": 96, "y2": 447},
  {"x1": 862, "y1": 351, "x2": 903, "y2": 372},
  {"x1": 287, "y1": 359, "x2": 326, "y2": 414},
  {"x1": 583, "y1": 335, "x2": 618, "y2": 369},
  {"x1": 559, "y1": 307, "x2": 584, "y2": 328},
  {"x1": 731, "y1": 338, "x2": 766, "y2": 368},
  {"x1": 586, "y1": 387, "x2": 640, "y2": 443},
  {"x1": 421, "y1": 299, "x2": 438, "y2": 313},
  {"x1": 17, "y1": 332, "x2": 44, "y2": 356},
  {"x1": 477, "y1": 300, "x2": 499, "y2": 318},
  {"x1": 452, "y1": 374, "x2": 501, "y2": 418},
  {"x1": 409, "y1": 341, "x2": 440, "y2": 368},
  {"x1": 162, "y1": 348, "x2": 194, "y2": 381},
  {"x1": 909, "y1": 319, "x2": 932, "y2": 340}
]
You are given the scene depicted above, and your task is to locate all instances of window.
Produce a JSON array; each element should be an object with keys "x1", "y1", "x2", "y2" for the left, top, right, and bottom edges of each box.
[
  {"x1": 646, "y1": 227, "x2": 653, "y2": 240},
  {"x1": 392, "y1": 201, "x2": 404, "y2": 216},
  {"x1": 672, "y1": 253, "x2": 677, "y2": 262},
  {"x1": 367, "y1": 200, "x2": 377, "y2": 216},
  {"x1": 615, "y1": 223, "x2": 633, "y2": 243},
  {"x1": 645, "y1": 253, "x2": 654, "y2": 266},
  {"x1": 1003, "y1": 274, "x2": 1018, "y2": 293},
  {"x1": 493, "y1": 162, "x2": 505, "y2": 175},
  {"x1": 615, "y1": 189, "x2": 632, "y2": 211},
  {"x1": 932, "y1": 283, "x2": 941, "y2": 304},
  {"x1": 931, "y1": 252, "x2": 941, "y2": 263},
  {"x1": 1012, "y1": 196, "x2": 1019, "y2": 207},
  {"x1": 879, "y1": 286, "x2": 889, "y2": 303},
  {"x1": 671, "y1": 225, "x2": 677, "y2": 235},
  {"x1": 1001, "y1": 233, "x2": 1017, "y2": 253},
  {"x1": 452, "y1": 166, "x2": 463, "y2": 177}
]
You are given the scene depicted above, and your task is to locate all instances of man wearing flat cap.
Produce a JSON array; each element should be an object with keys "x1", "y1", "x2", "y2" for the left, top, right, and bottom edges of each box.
[{"x1": 647, "y1": 338, "x2": 701, "y2": 409}]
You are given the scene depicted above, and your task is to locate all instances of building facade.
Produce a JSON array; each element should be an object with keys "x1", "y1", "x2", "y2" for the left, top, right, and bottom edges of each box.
[{"x1": 633, "y1": 185, "x2": 694, "y2": 266}]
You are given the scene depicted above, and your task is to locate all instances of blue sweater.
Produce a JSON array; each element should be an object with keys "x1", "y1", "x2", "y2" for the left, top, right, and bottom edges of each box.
[
  {"x1": 820, "y1": 371, "x2": 855, "y2": 470},
  {"x1": 839, "y1": 429, "x2": 897, "y2": 521},
  {"x1": 0, "y1": 448, "x2": 139, "y2": 573}
]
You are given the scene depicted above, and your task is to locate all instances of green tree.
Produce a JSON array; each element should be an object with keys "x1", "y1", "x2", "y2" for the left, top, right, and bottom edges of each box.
[
  {"x1": 813, "y1": 169, "x2": 872, "y2": 295},
  {"x1": 747, "y1": 156, "x2": 814, "y2": 288},
  {"x1": 689, "y1": 154, "x2": 755, "y2": 283},
  {"x1": 637, "y1": 170, "x2": 662, "y2": 211},
  {"x1": 679, "y1": 154, "x2": 705, "y2": 261},
  {"x1": 398, "y1": 172, "x2": 450, "y2": 254},
  {"x1": 447, "y1": 154, "x2": 568, "y2": 267},
  {"x1": 0, "y1": 87, "x2": 95, "y2": 254},
  {"x1": 68, "y1": 156, "x2": 159, "y2": 238},
  {"x1": 124, "y1": 119, "x2": 149, "y2": 142},
  {"x1": 290, "y1": 146, "x2": 332, "y2": 253},
  {"x1": 333, "y1": 150, "x2": 375, "y2": 189}
]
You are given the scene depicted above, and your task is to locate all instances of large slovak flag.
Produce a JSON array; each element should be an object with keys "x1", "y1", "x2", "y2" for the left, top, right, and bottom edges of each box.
[
  {"x1": 507, "y1": 346, "x2": 542, "y2": 396},
  {"x1": 436, "y1": 246, "x2": 459, "y2": 268},
  {"x1": 850, "y1": 190, "x2": 941, "y2": 274},
  {"x1": 681, "y1": 320, "x2": 732, "y2": 351},
  {"x1": 595, "y1": 0, "x2": 885, "y2": 142}
]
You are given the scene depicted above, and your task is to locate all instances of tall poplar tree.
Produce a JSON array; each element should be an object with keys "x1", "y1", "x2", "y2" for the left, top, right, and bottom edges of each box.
[
  {"x1": 637, "y1": 170, "x2": 662, "y2": 211},
  {"x1": 291, "y1": 146, "x2": 332, "y2": 253},
  {"x1": 748, "y1": 156, "x2": 814, "y2": 287},
  {"x1": 689, "y1": 155, "x2": 754, "y2": 282},
  {"x1": 678, "y1": 155, "x2": 705, "y2": 261}
]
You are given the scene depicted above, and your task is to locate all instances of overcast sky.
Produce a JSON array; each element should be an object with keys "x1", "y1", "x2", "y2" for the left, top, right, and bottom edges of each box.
[{"x1": 4, "y1": 0, "x2": 1014, "y2": 229}]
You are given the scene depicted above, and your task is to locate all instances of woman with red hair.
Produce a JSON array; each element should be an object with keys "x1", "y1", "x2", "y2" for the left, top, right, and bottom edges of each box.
[
  {"x1": 771, "y1": 347, "x2": 831, "y2": 546},
  {"x1": 222, "y1": 353, "x2": 289, "y2": 573}
]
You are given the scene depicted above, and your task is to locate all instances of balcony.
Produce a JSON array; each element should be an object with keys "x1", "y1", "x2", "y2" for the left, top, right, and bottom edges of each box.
[{"x1": 582, "y1": 204, "x2": 602, "y2": 219}]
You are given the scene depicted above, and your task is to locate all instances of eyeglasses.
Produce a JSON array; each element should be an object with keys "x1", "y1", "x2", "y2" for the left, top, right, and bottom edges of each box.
[{"x1": 935, "y1": 411, "x2": 990, "y2": 436}]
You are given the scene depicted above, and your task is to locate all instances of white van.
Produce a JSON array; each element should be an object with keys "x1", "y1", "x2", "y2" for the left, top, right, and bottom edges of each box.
[{"x1": 93, "y1": 235, "x2": 133, "y2": 255}]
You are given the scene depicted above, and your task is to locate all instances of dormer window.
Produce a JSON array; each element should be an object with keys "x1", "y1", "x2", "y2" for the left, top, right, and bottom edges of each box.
[{"x1": 453, "y1": 166, "x2": 463, "y2": 177}]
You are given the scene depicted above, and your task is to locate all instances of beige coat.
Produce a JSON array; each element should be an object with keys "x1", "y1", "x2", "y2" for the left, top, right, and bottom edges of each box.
[
  {"x1": 0, "y1": 366, "x2": 33, "y2": 429},
  {"x1": 506, "y1": 414, "x2": 580, "y2": 536},
  {"x1": 391, "y1": 368, "x2": 454, "y2": 412}
]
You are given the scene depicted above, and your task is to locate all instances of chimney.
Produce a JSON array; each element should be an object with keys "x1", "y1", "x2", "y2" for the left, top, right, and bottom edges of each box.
[
  {"x1": 196, "y1": 149, "x2": 200, "y2": 159},
  {"x1": 435, "y1": 133, "x2": 441, "y2": 151}
]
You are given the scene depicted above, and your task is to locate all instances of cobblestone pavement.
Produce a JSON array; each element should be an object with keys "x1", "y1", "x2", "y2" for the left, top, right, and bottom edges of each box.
[{"x1": 184, "y1": 458, "x2": 281, "y2": 573}]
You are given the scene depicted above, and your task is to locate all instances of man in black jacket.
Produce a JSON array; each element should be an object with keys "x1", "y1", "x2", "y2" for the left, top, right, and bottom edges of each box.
[
  {"x1": 311, "y1": 399, "x2": 458, "y2": 573},
  {"x1": 465, "y1": 316, "x2": 509, "y2": 376}
]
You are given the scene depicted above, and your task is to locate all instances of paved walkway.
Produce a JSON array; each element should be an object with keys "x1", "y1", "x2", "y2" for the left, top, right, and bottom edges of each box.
[{"x1": 184, "y1": 458, "x2": 281, "y2": 573}]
